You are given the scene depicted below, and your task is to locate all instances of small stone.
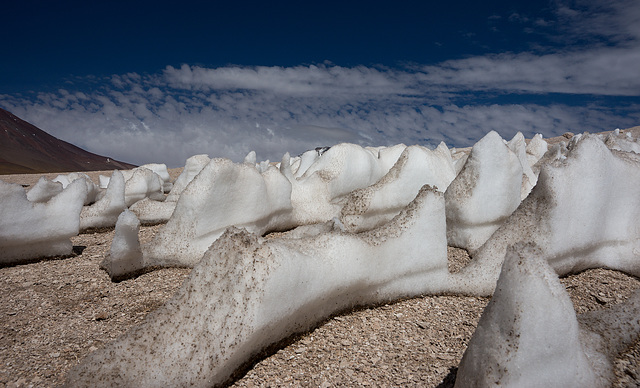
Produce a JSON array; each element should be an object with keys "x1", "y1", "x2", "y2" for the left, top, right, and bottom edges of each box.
[{"x1": 94, "y1": 312, "x2": 109, "y2": 321}]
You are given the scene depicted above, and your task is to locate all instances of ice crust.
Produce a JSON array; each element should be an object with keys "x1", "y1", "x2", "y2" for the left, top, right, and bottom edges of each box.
[{"x1": 65, "y1": 185, "x2": 449, "y2": 387}]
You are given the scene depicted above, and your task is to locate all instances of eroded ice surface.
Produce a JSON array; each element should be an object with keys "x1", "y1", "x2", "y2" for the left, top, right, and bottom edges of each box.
[
  {"x1": 140, "y1": 157, "x2": 295, "y2": 268},
  {"x1": 456, "y1": 242, "x2": 640, "y2": 387},
  {"x1": 26, "y1": 176, "x2": 63, "y2": 203},
  {"x1": 99, "y1": 209, "x2": 144, "y2": 281},
  {"x1": 289, "y1": 143, "x2": 405, "y2": 225},
  {"x1": 130, "y1": 155, "x2": 210, "y2": 224}
]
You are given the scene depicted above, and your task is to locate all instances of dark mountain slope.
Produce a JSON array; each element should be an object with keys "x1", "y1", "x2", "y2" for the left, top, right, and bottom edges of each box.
[{"x1": 0, "y1": 108, "x2": 136, "y2": 174}]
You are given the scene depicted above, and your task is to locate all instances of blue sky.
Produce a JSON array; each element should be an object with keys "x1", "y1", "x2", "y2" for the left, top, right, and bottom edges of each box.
[{"x1": 1, "y1": 0, "x2": 639, "y2": 167}]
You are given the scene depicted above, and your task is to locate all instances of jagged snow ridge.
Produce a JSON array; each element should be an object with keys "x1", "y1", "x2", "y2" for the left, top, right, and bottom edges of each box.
[
  {"x1": 65, "y1": 185, "x2": 448, "y2": 387},
  {"x1": 103, "y1": 143, "x2": 409, "y2": 279},
  {"x1": 123, "y1": 167, "x2": 165, "y2": 207},
  {"x1": 289, "y1": 143, "x2": 406, "y2": 225},
  {"x1": 1, "y1": 128, "x2": 639, "y2": 385},
  {"x1": 453, "y1": 134, "x2": 640, "y2": 296},
  {"x1": 129, "y1": 154, "x2": 211, "y2": 224},
  {"x1": 53, "y1": 172, "x2": 99, "y2": 205},
  {"x1": 138, "y1": 157, "x2": 295, "y2": 269}
]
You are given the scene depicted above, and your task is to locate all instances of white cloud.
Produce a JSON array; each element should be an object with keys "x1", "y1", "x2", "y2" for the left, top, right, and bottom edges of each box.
[
  {"x1": 1, "y1": 0, "x2": 638, "y2": 167},
  {"x1": 2, "y1": 75, "x2": 637, "y2": 168},
  {"x1": 417, "y1": 46, "x2": 640, "y2": 96}
]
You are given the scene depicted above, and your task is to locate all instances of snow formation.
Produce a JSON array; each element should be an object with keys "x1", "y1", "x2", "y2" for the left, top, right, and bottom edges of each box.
[
  {"x1": 455, "y1": 243, "x2": 600, "y2": 387},
  {"x1": 123, "y1": 167, "x2": 165, "y2": 207},
  {"x1": 454, "y1": 133, "x2": 640, "y2": 295},
  {"x1": 26, "y1": 176, "x2": 63, "y2": 203},
  {"x1": 444, "y1": 131, "x2": 524, "y2": 252},
  {"x1": 100, "y1": 209, "x2": 144, "y2": 281},
  {"x1": 0, "y1": 179, "x2": 87, "y2": 264},
  {"x1": 137, "y1": 157, "x2": 295, "y2": 269},
  {"x1": 79, "y1": 170, "x2": 126, "y2": 230},
  {"x1": 289, "y1": 143, "x2": 405, "y2": 225},
  {"x1": 339, "y1": 143, "x2": 456, "y2": 232},
  {"x1": 129, "y1": 154, "x2": 210, "y2": 224},
  {"x1": 65, "y1": 185, "x2": 448, "y2": 387}
]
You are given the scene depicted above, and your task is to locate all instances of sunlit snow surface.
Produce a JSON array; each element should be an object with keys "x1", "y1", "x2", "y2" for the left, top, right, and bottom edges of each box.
[{"x1": 1, "y1": 129, "x2": 640, "y2": 387}]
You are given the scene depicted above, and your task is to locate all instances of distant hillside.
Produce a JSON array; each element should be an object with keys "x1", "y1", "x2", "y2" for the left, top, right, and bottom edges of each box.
[{"x1": 0, "y1": 108, "x2": 136, "y2": 175}]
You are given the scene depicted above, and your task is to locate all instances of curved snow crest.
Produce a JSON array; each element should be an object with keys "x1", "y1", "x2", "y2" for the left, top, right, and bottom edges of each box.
[
  {"x1": 123, "y1": 167, "x2": 165, "y2": 207},
  {"x1": 53, "y1": 172, "x2": 99, "y2": 205},
  {"x1": 0, "y1": 179, "x2": 87, "y2": 265},
  {"x1": 166, "y1": 154, "x2": 210, "y2": 202},
  {"x1": 64, "y1": 185, "x2": 448, "y2": 387},
  {"x1": 140, "y1": 157, "x2": 295, "y2": 269},
  {"x1": 339, "y1": 143, "x2": 456, "y2": 232},
  {"x1": 453, "y1": 134, "x2": 640, "y2": 296}
]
